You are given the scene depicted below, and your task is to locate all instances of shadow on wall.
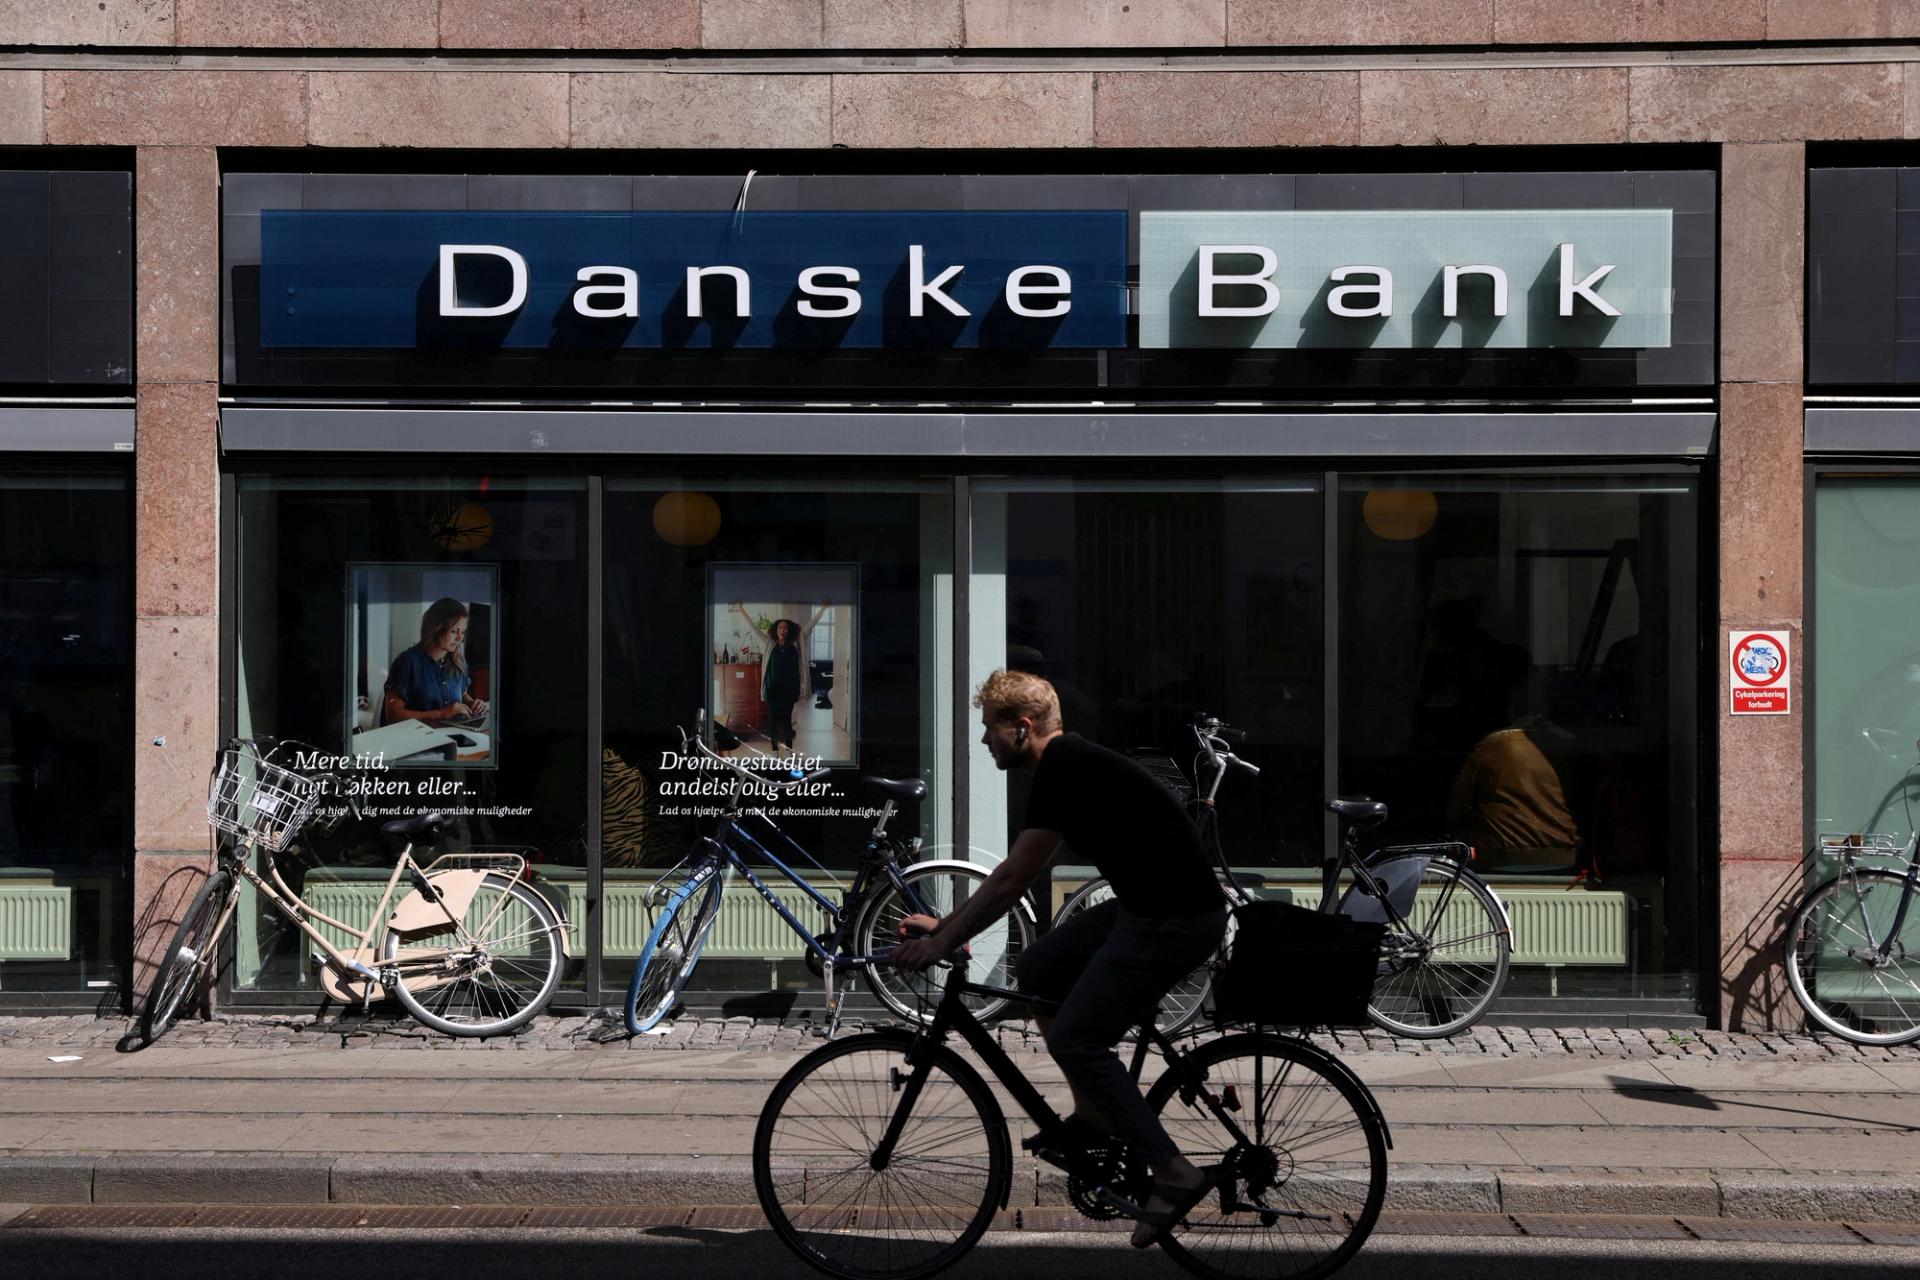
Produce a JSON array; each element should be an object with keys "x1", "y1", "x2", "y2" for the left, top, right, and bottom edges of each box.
[
  {"x1": 1718, "y1": 855, "x2": 1807, "y2": 1034},
  {"x1": 127, "y1": 859, "x2": 214, "y2": 1022}
]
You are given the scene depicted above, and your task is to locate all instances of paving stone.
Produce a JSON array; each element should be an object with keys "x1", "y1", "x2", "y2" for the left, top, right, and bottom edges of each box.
[
  {"x1": 0, "y1": 1156, "x2": 92, "y2": 1204},
  {"x1": 95, "y1": 1154, "x2": 332, "y2": 1205}
]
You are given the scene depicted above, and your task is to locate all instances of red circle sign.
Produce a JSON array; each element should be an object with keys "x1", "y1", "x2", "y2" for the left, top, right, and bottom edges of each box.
[{"x1": 1731, "y1": 633, "x2": 1787, "y2": 688}]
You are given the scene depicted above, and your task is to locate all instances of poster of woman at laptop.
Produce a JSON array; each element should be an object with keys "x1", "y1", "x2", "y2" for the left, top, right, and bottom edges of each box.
[
  {"x1": 707, "y1": 563, "x2": 857, "y2": 768},
  {"x1": 345, "y1": 563, "x2": 500, "y2": 769}
]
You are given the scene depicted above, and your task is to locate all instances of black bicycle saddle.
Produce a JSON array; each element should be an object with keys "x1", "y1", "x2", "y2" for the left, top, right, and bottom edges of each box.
[
  {"x1": 381, "y1": 812, "x2": 447, "y2": 846},
  {"x1": 861, "y1": 776, "x2": 927, "y2": 803},
  {"x1": 1325, "y1": 796, "x2": 1389, "y2": 823}
]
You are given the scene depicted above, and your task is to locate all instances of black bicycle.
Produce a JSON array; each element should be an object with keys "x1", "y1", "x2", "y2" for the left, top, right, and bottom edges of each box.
[
  {"x1": 1055, "y1": 714, "x2": 1514, "y2": 1038},
  {"x1": 753, "y1": 957, "x2": 1390, "y2": 1280}
]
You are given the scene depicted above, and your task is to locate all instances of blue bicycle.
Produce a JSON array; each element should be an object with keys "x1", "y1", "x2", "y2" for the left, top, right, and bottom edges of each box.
[{"x1": 622, "y1": 718, "x2": 1037, "y2": 1035}]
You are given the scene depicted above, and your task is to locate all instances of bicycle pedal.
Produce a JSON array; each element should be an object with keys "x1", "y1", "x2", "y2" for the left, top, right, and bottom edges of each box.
[{"x1": 1092, "y1": 1186, "x2": 1147, "y2": 1219}]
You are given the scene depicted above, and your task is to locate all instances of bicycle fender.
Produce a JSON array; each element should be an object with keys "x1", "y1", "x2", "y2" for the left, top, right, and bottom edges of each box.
[
  {"x1": 387, "y1": 869, "x2": 487, "y2": 937},
  {"x1": 874, "y1": 858, "x2": 1041, "y2": 924}
]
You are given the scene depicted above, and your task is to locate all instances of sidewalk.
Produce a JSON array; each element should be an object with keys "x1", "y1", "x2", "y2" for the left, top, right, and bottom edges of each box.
[{"x1": 2, "y1": 1014, "x2": 1918, "y2": 1222}]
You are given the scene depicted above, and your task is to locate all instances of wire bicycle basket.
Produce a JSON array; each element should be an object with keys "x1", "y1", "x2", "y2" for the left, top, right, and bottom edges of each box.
[{"x1": 207, "y1": 744, "x2": 322, "y2": 852}]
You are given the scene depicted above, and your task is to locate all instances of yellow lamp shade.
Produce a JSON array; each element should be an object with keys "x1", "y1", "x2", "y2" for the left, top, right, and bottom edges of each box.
[
  {"x1": 653, "y1": 491, "x2": 722, "y2": 547},
  {"x1": 1361, "y1": 489, "x2": 1438, "y2": 541},
  {"x1": 429, "y1": 500, "x2": 493, "y2": 551}
]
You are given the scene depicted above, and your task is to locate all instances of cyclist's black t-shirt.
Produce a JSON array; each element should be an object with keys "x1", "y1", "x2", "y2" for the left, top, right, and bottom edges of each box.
[{"x1": 1024, "y1": 733, "x2": 1220, "y2": 918}]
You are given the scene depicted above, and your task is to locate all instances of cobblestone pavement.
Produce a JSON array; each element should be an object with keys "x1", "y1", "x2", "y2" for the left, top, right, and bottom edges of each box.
[{"x1": 3, "y1": 1012, "x2": 1918, "y2": 1060}]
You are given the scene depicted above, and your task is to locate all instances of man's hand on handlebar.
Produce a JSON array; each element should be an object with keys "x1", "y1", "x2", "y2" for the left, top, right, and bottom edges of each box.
[{"x1": 890, "y1": 913, "x2": 949, "y2": 972}]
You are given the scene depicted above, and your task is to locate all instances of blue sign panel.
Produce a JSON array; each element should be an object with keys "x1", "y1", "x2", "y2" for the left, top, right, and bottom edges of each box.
[{"x1": 260, "y1": 210, "x2": 1128, "y2": 350}]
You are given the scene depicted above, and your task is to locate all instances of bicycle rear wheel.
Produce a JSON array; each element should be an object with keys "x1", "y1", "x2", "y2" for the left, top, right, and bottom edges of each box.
[
  {"x1": 1786, "y1": 869, "x2": 1920, "y2": 1045},
  {"x1": 1054, "y1": 877, "x2": 1213, "y2": 1036},
  {"x1": 1146, "y1": 1033, "x2": 1387, "y2": 1280},
  {"x1": 1358, "y1": 853, "x2": 1510, "y2": 1038},
  {"x1": 754, "y1": 1030, "x2": 1010, "y2": 1280},
  {"x1": 383, "y1": 873, "x2": 565, "y2": 1037},
  {"x1": 623, "y1": 856, "x2": 726, "y2": 1034},
  {"x1": 856, "y1": 859, "x2": 1035, "y2": 1023},
  {"x1": 139, "y1": 869, "x2": 236, "y2": 1043}
]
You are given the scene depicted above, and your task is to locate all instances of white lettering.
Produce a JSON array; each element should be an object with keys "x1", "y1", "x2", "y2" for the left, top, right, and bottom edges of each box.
[
  {"x1": 1005, "y1": 265, "x2": 1071, "y2": 318},
  {"x1": 797, "y1": 266, "x2": 862, "y2": 318},
  {"x1": 438, "y1": 244, "x2": 528, "y2": 318},
  {"x1": 573, "y1": 266, "x2": 639, "y2": 318},
  {"x1": 1328, "y1": 265, "x2": 1393, "y2": 318},
  {"x1": 1442, "y1": 265, "x2": 1508, "y2": 318},
  {"x1": 909, "y1": 244, "x2": 969, "y2": 318},
  {"x1": 1558, "y1": 244, "x2": 1620, "y2": 317},
  {"x1": 687, "y1": 265, "x2": 751, "y2": 319},
  {"x1": 1198, "y1": 245, "x2": 1280, "y2": 317}
]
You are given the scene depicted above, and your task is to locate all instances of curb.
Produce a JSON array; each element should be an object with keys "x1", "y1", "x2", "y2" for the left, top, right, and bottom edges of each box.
[{"x1": 6, "y1": 1155, "x2": 1920, "y2": 1220}]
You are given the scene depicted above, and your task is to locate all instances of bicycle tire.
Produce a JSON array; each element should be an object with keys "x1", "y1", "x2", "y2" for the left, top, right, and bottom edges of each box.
[
  {"x1": 382, "y1": 873, "x2": 565, "y2": 1037},
  {"x1": 754, "y1": 1029, "x2": 1011, "y2": 1280},
  {"x1": 855, "y1": 859, "x2": 1036, "y2": 1024},
  {"x1": 1052, "y1": 876, "x2": 1214, "y2": 1036},
  {"x1": 1786, "y1": 868, "x2": 1920, "y2": 1046},
  {"x1": 1357, "y1": 853, "x2": 1510, "y2": 1039},
  {"x1": 1146, "y1": 1032, "x2": 1387, "y2": 1280},
  {"x1": 139, "y1": 869, "x2": 236, "y2": 1043},
  {"x1": 623, "y1": 857, "x2": 726, "y2": 1035}
]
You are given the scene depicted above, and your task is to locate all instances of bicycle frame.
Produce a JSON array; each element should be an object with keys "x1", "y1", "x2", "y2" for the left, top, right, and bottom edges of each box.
[
  {"x1": 697, "y1": 804, "x2": 937, "y2": 976},
  {"x1": 1834, "y1": 836, "x2": 1920, "y2": 961},
  {"x1": 874, "y1": 964, "x2": 1392, "y2": 1193},
  {"x1": 1185, "y1": 718, "x2": 1505, "y2": 958},
  {"x1": 217, "y1": 835, "x2": 522, "y2": 993}
]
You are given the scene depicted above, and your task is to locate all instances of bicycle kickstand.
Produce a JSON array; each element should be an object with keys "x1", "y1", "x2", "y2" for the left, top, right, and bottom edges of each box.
[{"x1": 821, "y1": 958, "x2": 846, "y2": 1039}]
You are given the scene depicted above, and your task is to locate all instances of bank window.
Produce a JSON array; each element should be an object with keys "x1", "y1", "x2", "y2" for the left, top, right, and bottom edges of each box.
[
  {"x1": 0, "y1": 469, "x2": 130, "y2": 996},
  {"x1": 231, "y1": 475, "x2": 589, "y2": 996},
  {"x1": 602, "y1": 477, "x2": 952, "y2": 1004},
  {"x1": 969, "y1": 477, "x2": 1325, "y2": 917},
  {"x1": 1338, "y1": 473, "x2": 1701, "y2": 1000},
  {"x1": 1813, "y1": 476, "x2": 1920, "y2": 840}
]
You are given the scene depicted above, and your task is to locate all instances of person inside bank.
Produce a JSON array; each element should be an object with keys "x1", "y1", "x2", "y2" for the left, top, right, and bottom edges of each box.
[{"x1": 382, "y1": 597, "x2": 489, "y2": 727}]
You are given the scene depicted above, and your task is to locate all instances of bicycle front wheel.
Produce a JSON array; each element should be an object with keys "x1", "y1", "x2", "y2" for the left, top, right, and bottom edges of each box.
[
  {"x1": 754, "y1": 1030, "x2": 1010, "y2": 1280},
  {"x1": 856, "y1": 860, "x2": 1035, "y2": 1024},
  {"x1": 1787, "y1": 868, "x2": 1920, "y2": 1045},
  {"x1": 1360, "y1": 854, "x2": 1510, "y2": 1038},
  {"x1": 383, "y1": 873, "x2": 564, "y2": 1037},
  {"x1": 139, "y1": 869, "x2": 236, "y2": 1043},
  {"x1": 623, "y1": 857, "x2": 725, "y2": 1035},
  {"x1": 1147, "y1": 1033, "x2": 1387, "y2": 1280},
  {"x1": 1053, "y1": 877, "x2": 1213, "y2": 1036}
]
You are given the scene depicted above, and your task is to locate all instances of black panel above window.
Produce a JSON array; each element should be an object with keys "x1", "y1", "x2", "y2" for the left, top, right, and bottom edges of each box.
[{"x1": 0, "y1": 170, "x2": 132, "y2": 388}]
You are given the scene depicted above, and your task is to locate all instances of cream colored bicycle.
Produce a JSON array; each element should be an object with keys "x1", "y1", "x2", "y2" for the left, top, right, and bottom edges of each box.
[{"x1": 139, "y1": 736, "x2": 567, "y2": 1042}]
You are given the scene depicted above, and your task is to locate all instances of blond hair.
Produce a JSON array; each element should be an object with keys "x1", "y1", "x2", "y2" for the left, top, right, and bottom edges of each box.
[{"x1": 972, "y1": 669, "x2": 1062, "y2": 734}]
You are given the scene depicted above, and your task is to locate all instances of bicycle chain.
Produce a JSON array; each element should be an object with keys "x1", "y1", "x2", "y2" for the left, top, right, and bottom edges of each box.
[{"x1": 1065, "y1": 1141, "x2": 1150, "y2": 1221}]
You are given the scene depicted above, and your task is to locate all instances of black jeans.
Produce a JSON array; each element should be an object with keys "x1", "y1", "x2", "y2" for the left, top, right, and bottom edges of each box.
[{"x1": 1016, "y1": 898, "x2": 1228, "y2": 1166}]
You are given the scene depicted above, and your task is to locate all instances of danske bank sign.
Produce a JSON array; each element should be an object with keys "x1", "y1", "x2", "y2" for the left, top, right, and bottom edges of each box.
[{"x1": 258, "y1": 207, "x2": 1671, "y2": 351}]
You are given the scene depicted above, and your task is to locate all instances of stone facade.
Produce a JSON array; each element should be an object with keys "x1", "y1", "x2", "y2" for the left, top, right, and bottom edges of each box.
[{"x1": 0, "y1": 15, "x2": 1898, "y2": 1028}]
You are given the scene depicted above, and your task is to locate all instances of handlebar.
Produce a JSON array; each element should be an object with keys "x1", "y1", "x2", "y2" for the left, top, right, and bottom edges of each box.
[{"x1": 1191, "y1": 715, "x2": 1261, "y2": 777}]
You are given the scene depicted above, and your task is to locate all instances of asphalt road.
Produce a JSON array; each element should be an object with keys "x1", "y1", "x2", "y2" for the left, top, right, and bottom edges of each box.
[{"x1": 4, "y1": 1228, "x2": 1919, "y2": 1280}]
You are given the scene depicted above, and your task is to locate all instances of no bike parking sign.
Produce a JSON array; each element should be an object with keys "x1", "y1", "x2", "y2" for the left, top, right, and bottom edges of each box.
[{"x1": 1729, "y1": 631, "x2": 1791, "y2": 715}]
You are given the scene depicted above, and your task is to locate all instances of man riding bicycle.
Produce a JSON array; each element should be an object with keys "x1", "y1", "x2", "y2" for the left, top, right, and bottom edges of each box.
[{"x1": 892, "y1": 669, "x2": 1229, "y2": 1247}]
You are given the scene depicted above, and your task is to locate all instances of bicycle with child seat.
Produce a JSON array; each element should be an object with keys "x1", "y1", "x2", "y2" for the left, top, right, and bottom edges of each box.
[
  {"x1": 753, "y1": 955, "x2": 1390, "y2": 1280},
  {"x1": 1054, "y1": 713, "x2": 1514, "y2": 1039},
  {"x1": 621, "y1": 713, "x2": 1038, "y2": 1036},
  {"x1": 1785, "y1": 830, "x2": 1920, "y2": 1045},
  {"x1": 139, "y1": 735, "x2": 567, "y2": 1043}
]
